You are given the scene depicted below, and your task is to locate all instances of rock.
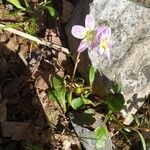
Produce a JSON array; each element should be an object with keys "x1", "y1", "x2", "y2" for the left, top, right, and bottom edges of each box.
[
  {"x1": 65, "y1": 0, "x2": 150, "y2": 125},
  {"x1": 60, "y1": 0, "x2": 74, "y2": 23},
  {"x1": 69, "y1": 111, "x2": 113, "y2": 150}
]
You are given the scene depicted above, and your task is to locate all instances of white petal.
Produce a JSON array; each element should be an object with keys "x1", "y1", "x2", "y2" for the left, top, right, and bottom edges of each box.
[
  {"x1": 85, "y1": 15, "x2": 95, "y2": 29},
  {"x1": 77, "y1": 40, "x2": 89, "y2": 52},
  {"x1": 105, "y1": 50, "x2": 111, "y2": 60},
  {"x1": 71, "y1": 25, "x2": 86, "y2": 39},
  {"x1": 99, "y1": 48, "x2": 104, "y2": 55}
]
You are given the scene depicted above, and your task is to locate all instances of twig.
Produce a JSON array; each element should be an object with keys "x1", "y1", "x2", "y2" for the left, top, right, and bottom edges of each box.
[
  {"x1": 0, "y1": 24, "x2": 70, "y2": 54},
  {"x1": 72, "y1": 52, "x2": 80, "y2": 81}
]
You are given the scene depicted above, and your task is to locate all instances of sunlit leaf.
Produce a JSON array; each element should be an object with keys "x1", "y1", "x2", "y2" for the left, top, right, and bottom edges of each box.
[
  {"x1": 94, "y1": 124, "x2": 108, "y2": 149},
  {"x1": 48, "y1": 86, "x2": 66, "y2": 112},
  {"x1": 7, "y1": 0, "x2": 26, "y2": 11},
  {"x1": 71, "y1": 97, "x2": 84, "y2": 109},
  {"x1": 89, "y1": 65, "x2": 96, "y2": 87},
  {"x1": 52, "y1": 76, "x2": 63, "y2": 91},
  {"x1": 48, "y1": 90, "x2": 57, "y2": 101},
  {"x1": 54, "y1": 88, "x2": 66, "y2": 112},
  {"x1": 107, "y1": 93, "x2": 125, "y2": 112}
]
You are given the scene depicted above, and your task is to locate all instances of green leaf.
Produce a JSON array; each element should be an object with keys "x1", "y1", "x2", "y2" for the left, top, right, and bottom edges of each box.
[
  {"x1": 83, "y1": 98, "x2": 95, "y2": 106},
  {"x1": 135, "y1": 130, "x2": 146, "y2": 150},
  {"x1": 45, "y1": 6, "x2": 58, "y2": 18},
  {"x1": 68, "y1": 91, "x2": 72, "y2": 106},
  {"x1": 71, "y1": 97, "x2": 84, "y2": 110},
  {"x1": 52, "y1": 76, "x2": 63, "y2": 91},
  {"x1": 48, "y1": 87, "x2": 66, "y2": 112},
  {"x1": 89, "y1": 65, "x2": 96, "y2": 87},
  {"x1": 54, "y1": 88, "x2": 66, "y2": 112},
  {"x1": 94, "y1": 124, "x2": 108, "y2": 149},
  {"x1": 26, "y1": 17, "x2": 37, "y2": 35},
  {"x1": 48, "y1": 90, "x2": 57, "y2": 101},
  {"x1": 24, "y1": 0, "x2": 30, "y2": 8},
  {"x1": 81, "y1": 94, "x2": 94, "y2": 106},
  {"x1": 132, "y1": 114, "x2": 140, "y2": 127},
  {"x1": 107, "y1": 93, "x2": 125, "y2": 112},
  {"x1": 112, "y1": 83, "x2": 121, "y2": 94},
  {"x1": 7, "y1": 0, "x2": 26, "y2": 11}
]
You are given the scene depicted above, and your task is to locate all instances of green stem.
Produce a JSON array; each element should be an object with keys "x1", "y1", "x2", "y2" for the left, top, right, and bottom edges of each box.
[{"x1": 104, "y1": 110, "x2": 112, "y2": 124}]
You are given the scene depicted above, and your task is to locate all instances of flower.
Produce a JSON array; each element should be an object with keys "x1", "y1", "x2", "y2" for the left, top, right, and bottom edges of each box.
[
  {"x1": 96, "y1": 26, "x2": 112, "y2": 60},
  {"x1": 71, "y1": 14, "x2": 97, "y2": 52}
]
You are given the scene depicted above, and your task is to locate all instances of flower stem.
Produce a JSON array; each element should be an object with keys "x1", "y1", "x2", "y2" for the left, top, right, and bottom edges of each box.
[
  {"x1": 72, "y1": 52, "x2": 80, "y2": 81},
  {"x1": 104, "y1": 110, "x2": 112, "y2": 124}
]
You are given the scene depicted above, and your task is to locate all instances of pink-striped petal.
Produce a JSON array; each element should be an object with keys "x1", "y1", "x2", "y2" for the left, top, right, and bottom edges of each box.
[
  {"x1": 104, "y1": 27, "x2": 111, "y2": 39},
  {"x1": 71, "y1": 25, "x2": 86, "y2": 39},
  {"x1": 85, "y1": 15, "x2": 95, "y2": 29},
  {"x1": 96, "y1": 26, "x2": 111, "y2": 41},
  {"x1": 77, "y1": 40, "x2": 89, "y2": 53},
  {"x1": 90, "y1": 41, "x2": 98, "y2": 50}
]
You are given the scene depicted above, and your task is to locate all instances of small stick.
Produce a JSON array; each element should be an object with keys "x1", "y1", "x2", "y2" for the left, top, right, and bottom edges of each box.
[
  {"x1": 72, "y1": 52, "x2": 80, "y2": 81},
  {"x1": 0, "y1": 24, "x2": 70, "y2": 54}
]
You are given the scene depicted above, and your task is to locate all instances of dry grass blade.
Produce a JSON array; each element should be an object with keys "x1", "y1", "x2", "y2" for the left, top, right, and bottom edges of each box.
[{"x1": 0, "y1": 24, "x2": 70, "y2": 54}]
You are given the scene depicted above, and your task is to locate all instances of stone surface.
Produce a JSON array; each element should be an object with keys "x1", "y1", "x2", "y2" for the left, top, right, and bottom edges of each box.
[
  {"x1": 69, "y1": 111, "x2": 113, "y2": 150},
  {"x1": 65, "y1": 0, "x2": 150, "y2": 124}
]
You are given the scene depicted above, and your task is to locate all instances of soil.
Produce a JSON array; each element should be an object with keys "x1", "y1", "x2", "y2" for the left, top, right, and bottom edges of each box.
[{"x1": 0, "y1": 0, "x2": 79, "y2": 149}]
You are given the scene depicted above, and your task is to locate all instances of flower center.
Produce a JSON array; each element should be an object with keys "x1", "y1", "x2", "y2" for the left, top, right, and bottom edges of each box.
[
  {"x1": 84, "y1": 29, "x2": 96, "y2": 43},
  {"x1": 100, "y1": 38, "x2": 108, "y2": 50}
]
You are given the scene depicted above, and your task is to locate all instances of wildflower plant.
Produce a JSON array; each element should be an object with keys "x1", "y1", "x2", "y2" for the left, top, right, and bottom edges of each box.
[{"x1": 48, "y1": 14, "x2": 148, "y2": 150}]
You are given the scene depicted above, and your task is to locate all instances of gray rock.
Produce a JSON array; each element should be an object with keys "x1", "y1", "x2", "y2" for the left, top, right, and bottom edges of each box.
[
  {"x1": 69, "y1": 111, "x2": 112, "y2": 150},
  {"x1": 65, "y1": 0, "x2": 150, "y2": 124}
]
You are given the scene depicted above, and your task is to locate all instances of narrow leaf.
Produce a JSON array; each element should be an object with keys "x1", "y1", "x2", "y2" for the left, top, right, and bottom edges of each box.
[
  {"x1": 68, "y1": 91, "x2": 72, "y2": 106},
  {"x1": 132, "y1": 114, "x2": 140, "y2": 126},
  {"x1": 136, "y1": 130, "x2": 146, "y2": 150},
  {"x1": 45, "y1": 6, "x2": 58, "y2": 18},
  {"x1": 7, "y1": 0, "x2": 26, "y2": 10},
  {"x1": 24, "y1": 0, "x2": 30, "y2": 8},
  {"x1": 94, "y1": 124, "x2": 108, "y2": 149},
  {"x1": 81, "y1": 94, "x2": 95, "y2": 106},
  {"x1": 89, "y1": 65, "x2": 96, "y2": 87}
]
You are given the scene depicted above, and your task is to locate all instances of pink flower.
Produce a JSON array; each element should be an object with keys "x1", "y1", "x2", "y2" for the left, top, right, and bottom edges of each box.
[
  {"x1": 96, "y1": 26, "x2": 112, "y2": 60},
  {"x1": 71, "y1": 15, "x2": 97, "y2": 53}
]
